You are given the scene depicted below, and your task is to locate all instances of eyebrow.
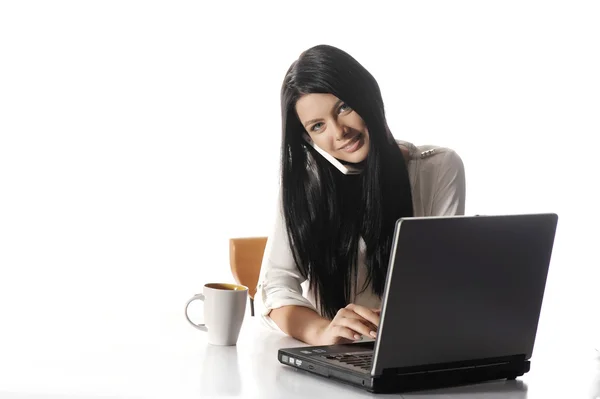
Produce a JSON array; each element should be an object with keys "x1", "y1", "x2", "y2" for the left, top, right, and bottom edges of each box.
[{"x1": 302, "y1": 99, "x2": 344, "y2": 128}]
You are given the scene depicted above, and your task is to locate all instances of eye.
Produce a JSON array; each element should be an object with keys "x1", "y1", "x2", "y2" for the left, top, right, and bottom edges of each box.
[
  {"x1": 310, "y1": 122, "x2": 324, "y2": 132},
  {"x1": 338, "y1": 103, "x2": 352, "y2": 114}
]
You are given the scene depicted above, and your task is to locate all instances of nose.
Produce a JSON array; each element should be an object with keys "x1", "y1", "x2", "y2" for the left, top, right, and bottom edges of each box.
[{"x1": 332, "y1": 121, "x2": 349, "y2": 141}]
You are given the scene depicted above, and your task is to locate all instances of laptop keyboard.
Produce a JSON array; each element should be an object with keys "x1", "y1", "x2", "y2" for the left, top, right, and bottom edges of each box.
[{"x1": 323, "y1": 352, "x2": 373, "y2": 371}]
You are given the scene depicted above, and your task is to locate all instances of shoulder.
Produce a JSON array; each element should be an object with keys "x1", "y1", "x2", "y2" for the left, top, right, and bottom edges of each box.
[
  {"x1": 395, "y1": 139, "x2": 465, "y2": 195},
  {"x1": 396, "y1": 139, "x2": 464, "y2": 176},
  {"x1": 396, "y1": 140, "x2": 466, "y2": 215},
  {"x1": 418, "y1": 146, "x2": 464, "y2": 180}
]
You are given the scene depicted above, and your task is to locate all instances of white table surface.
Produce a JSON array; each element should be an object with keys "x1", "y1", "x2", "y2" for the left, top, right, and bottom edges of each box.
[{"x1": 0, "y1": 305, "x2": 598, "y2": 399}]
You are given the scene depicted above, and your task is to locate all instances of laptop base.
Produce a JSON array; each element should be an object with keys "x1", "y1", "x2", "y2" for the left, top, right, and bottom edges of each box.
[
  {"x1": 370, "y1": 358, "x2": 530, "y2": 393},
  {"x1": 278, "y1": 348, "x2": 530, "y2": 394}
]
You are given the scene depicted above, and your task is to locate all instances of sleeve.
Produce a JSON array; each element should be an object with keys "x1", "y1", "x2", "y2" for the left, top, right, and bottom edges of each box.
[
  {"x1": 430, "y1": 149, "x2": 466, "y2": 216},
  {"x1": 254, "y1": 191, "x2": 319, "y2": 331}
]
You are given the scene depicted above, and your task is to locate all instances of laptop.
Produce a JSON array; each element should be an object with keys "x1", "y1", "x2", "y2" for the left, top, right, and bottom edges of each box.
[{"x1": 278, "y1": 213, "x2": 558, "y2": 393}]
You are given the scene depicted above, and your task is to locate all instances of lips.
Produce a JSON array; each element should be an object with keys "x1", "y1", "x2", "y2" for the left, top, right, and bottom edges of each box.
[{"x1": 338, "y1": 133, "x2": 362, "y2": 151}]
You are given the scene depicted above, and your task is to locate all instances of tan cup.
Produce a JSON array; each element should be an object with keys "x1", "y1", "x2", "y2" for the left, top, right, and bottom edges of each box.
[{"x1": 185, "y1": 283, "x2": 248, "y2": 346}]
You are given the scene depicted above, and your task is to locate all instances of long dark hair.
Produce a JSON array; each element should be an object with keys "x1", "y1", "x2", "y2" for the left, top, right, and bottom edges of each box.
[{"x1": 280, "y1": 45, "x2": 413, "y2": 319}]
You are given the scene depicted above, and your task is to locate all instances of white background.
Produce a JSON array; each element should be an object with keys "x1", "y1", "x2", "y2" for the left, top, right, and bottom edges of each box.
[{"x1": 0, "y1": 1, "x2": 598, "y2": 396}]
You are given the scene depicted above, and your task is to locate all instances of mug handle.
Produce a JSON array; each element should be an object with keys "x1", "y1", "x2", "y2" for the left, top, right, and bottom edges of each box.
[{"x1": 185, "y1": 293, "x2": 208, "y2": 332}]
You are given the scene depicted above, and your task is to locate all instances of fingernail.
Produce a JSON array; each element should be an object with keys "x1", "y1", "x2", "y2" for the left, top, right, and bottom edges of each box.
[
  {"x1": 369, "y1": 331, "x2": 377, "y2": 338},
  {"x1": 354, "y1": 334, "x2": 361, "y2": 340}
]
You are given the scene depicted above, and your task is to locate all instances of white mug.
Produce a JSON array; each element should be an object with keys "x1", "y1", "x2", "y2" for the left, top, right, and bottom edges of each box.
[{"x1": 185, "y1": 283, "x2": 248, "y2": 346}]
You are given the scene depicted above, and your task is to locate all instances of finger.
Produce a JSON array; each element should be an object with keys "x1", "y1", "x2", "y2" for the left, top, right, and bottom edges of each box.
[
  {"x1": 336, "y1": 317, "x2": 376, "y2": 338},
  {"x1": 334, "y1": 325, "x2": 363, "y2": 341},
  {"x1": 337, "y1": 307, "x2": 374, "y2": 321},
  {"x1": 346, "y1": 304, "x2": 381, "y2": 327},
  {"x1": 336, "y1": 308, "x2": 378, "y2": 331}
]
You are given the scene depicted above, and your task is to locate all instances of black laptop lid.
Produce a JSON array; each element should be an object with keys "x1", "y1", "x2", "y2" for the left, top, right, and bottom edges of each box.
[{"x1": 372, "y1": 214, "x2": 558, "y2": 375}]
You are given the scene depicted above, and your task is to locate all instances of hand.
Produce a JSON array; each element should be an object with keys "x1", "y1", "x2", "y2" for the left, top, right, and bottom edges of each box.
[{"x1": 316, "y1": 304, "x2": 381, "y2": 346}]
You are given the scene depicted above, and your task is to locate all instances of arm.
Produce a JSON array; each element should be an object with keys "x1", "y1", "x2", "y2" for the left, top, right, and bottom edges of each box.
[
  {"x1": 254, "y1": 193, "x2": 380, "y2": 344},
  {"x1": 254, "y1": 191, "x2": 322, "y2": 332},
  {"x1": 431, "y1": 149, "x2": 466, "y2": 216},
  {"x1": 271, "y1": 304, "x2": 380, "y2": 345},
  {"x1": 255, "y1": 203, "x2": 331, "y2": 344},
  {"x1": 269, "y1": 305, "x2": 330, "y2": 345}
]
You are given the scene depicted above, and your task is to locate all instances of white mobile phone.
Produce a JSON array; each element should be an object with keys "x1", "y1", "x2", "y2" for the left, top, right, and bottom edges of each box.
[{"x1": 302, "y1": 133, "x2": 362, "y2": 175}]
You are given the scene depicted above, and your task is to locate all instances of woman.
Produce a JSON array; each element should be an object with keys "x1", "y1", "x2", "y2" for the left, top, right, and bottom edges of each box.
[{"x1": 254, "y1": 44, "x2": 466, "y2": 346}]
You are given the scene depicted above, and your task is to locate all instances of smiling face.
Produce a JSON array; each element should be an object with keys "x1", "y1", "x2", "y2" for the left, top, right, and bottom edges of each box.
[{"x1": 295, "y1": 93, "x2": 370, "y2": 164}]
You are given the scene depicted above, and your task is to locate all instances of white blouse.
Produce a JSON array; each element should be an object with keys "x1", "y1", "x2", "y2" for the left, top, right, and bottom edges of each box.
[{"x1": 254, "y1": 140, "x2": 466, "y2": 331}]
